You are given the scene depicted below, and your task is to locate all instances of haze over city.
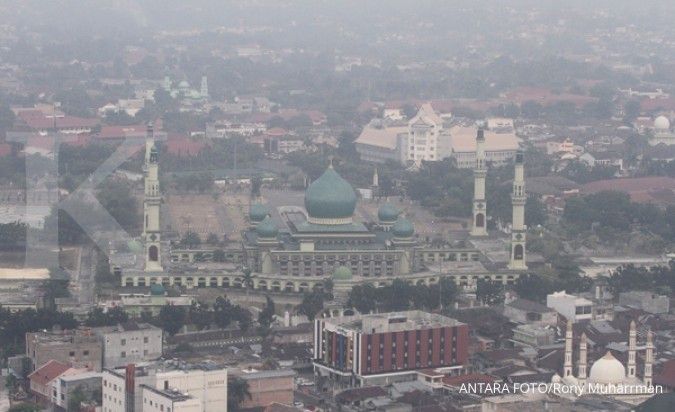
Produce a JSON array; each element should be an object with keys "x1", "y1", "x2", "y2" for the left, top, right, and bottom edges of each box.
[{"x1": 1, "y1": 1, "x2": 675, "y2": 411}]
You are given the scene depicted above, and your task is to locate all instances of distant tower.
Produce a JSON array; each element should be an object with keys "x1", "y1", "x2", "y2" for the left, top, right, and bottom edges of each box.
[
  {"x1": 578, "y1": 332, "x2": 588, "y2": 385},
  {"x1": 163, "y1": 75, "x2": 171, "y2": 91},
  {"x1": 470, "y1": 129, "x2": 488, "y2": 236},
  {"x1": 200, "y1": 75, "x2": 208, "y2": 99},
  {"x1": 143, "y1": 123, "x2": 163, "y2": 272},
  {"x1": 644, "y1": 331, "x2": 654, "y2": 386},
  {"x1": 627, "y1": 320, "x2": 637, "y2": 378},
  {"x1": 564, "y1": 319, "x2": 573, "y2": 377},
  {"x1": 508, "y1": 150, "x2": 527, "y2": 270},
  {"x1": 372, "y1": 167, "x2": 379, "y2": 188}
]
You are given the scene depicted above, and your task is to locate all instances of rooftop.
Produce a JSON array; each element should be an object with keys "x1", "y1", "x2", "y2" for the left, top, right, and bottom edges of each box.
[{"x1": 323, "y1": 310, "x2": 464, "y2": 334}]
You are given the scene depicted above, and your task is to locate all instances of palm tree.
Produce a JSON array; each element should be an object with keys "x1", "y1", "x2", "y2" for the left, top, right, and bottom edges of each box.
[
  {"x1": 227, "y1": 377, "x2": 252, "y2": 411},
  {"x1": 242, "y1": 266, "x2": 253, "y2": 302}
]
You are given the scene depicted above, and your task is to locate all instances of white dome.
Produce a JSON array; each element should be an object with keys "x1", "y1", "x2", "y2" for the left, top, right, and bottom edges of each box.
[
  {"x1": 551, "y1": 373, "x2": 562, "y2": 384},
  {"x1": 654, "y1": 116, "x2": 670, "y2": 130},
  {"x1": 589, "y1": 351, "x2": 625, "y2": 384}
]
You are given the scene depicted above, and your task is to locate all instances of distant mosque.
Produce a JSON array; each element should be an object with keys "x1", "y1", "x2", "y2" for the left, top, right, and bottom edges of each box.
[
  {"x1": 650, "y1": 115, "x2": 675, "y2": 146},
  {"x1": 551, "y1": 320, "x2": 657, "y2": 405},
  {"x1": 163, "y1": 75, "x2": 209, "y2": 101}
]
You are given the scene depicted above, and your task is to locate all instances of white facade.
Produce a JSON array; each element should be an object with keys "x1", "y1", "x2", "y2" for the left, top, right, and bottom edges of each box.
[
  {"x1": 143, "y1": 386, "x2": 202, "y2": 412},
  {"x1": 102, "y1": 365, "x2": 228, "y2": 412},
  {"x1": 96, "y1": 324, "x2": 163, "y2": 368},
  {"x1": 402, "y1": 103, "x2": 444, "y2": 164},
  {"x1": 546, "y1": 291, "x2": 593, "y2": 322}
]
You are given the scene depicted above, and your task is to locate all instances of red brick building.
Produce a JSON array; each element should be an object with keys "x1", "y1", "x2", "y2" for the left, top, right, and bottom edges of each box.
[{"x1": 313, "y1": 311, "x2": 469, "y2": 387}]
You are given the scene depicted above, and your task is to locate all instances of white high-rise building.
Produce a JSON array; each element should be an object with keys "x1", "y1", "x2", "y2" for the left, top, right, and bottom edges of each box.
[
  {"x1": 402, "y1": 103, "x2": 444, "y2": 164},
  {"x1": 102, "y1": 362, "x2": 228, "y2": 412}
]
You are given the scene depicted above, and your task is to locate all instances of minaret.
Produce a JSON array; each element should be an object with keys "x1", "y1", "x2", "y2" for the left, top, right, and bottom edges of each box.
[
  {"x1": 578, "y1": 332, "x2": 587, "y2": 385},
  {"x1": 470, "y1": 129, "x2": 488, "y2": 236},
  {"x1": 564, "y1": 319, "x2": 573, "y2": 377},
  {"x1": 644, "y1": 331, "x2": 654, "y2": 386},
  {"x1": 508, "y1": 150, "x2": 527, "y2": 270},
  {"x1": 200, "y1": 75, "x2": 208, "y2": 99},
  {"x1": 372, "y1": 167, "x2": 379, "y2": 188},
  {"x1": 143, "y1": 123, "x2": 163, "y2": 272},
  {"x1": 628, "y1": 320, "x2": 637, "y2": 378}
]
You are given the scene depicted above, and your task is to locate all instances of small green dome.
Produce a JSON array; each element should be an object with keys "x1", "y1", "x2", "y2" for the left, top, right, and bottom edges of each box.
[
  {"x1": 304, "y1": 166, "x2": 357, "y2": 220},
  {"x1": 150, "y1": 284, "x2": 166, "y2": 296},
  {"x1": 256, "y1": 216, "x2": 278, "y2": 238},
  {"x1": 392, "y1": 218, "x2": 414, "y2": 238},
  {"x1": 378, "y1": 203, "x2": 399, "y2": 223},
  {"x1": 333, "y1": 266, "x2": 353, "y2": 281},
  {"x1": 249, "y1": 203, "x2": 269, "y2": 223}
]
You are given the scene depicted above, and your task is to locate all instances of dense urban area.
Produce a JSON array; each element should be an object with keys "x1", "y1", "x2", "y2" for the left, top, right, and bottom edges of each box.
[{"x1": 1, "y1": 1, "x2": 675, "y2": 411}]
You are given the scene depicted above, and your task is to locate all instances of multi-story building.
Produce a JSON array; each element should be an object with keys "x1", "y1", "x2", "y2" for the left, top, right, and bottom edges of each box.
[
  {"x1": 546, "y1": 291, "x2": 593, "y2": 322},
  {"x1": 232, "y1": 369, "x2": 296, "y2": 409},
  {"x1": 26, "y1": 330, "x2": 103, "y2": 372},
  {"x1": 445, "y1": 125, "x2": 520, "y2": 169},
  {"x1": 503, "y1": 298, "x2": 558, "y2": 326},
  {"x1": 313, "y1": 311, "x2": 469, "y2": 387},
  {"x1": 51, "y1": 370, "x2": 102, "y2": 411},
  {"x1": 93, "y1": 322, "x2": 163, "y2": 368},
  {"x1": 102, "y1": 361, "x2": 228, "y2": 412}
]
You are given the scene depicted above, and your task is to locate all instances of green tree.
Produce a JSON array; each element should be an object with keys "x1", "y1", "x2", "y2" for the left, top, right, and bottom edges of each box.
[
  {"x1": 258, "y1": 295, "x2": 275, "y2": 330},
  {"x1": 476, "y1": 279, "x2": 504, "y2": 306},
  {"x1": 84, "y1": 307, "x2": 129, "y2": 327},
  {"x1": 206, "y1": 233, "x2": 220, "y2": 245},
  {"x1": 296, "y1": 292, "x2": 324, "y2": 322},
  {"x1": 180, "y1": 231, "x2": 201, "y2": 248},
  {"x1": 227, "y1": 377, "x2": 252, "y2": 411},
  {"x1": 158, "y1": 305, "x2": 186, "y2": 336},
  {"x1": 68, "y1": 385, "x2": 88, "y2": 411},
  {"x1": 8, "y1": 403, "x2": 40, "y2": 412},
  {"x1": 213, "y1": 249, "x2": 227, "y2": 262}
]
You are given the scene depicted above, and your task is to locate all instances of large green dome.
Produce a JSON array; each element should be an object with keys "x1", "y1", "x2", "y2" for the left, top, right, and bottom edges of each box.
[
  {"x1": 392, "y1": 217, "x2": 414, "y2": 238},
  {"x1": 378, "y1": 203, "x2": 399, "y2": 223},
  {"x1": 249, "y1": 203, "x2": 269, "y2": 223},
  {"x1": 304, "y1": 166, "x2": 357, "y2": 221},
  {"x1": 256, "y1": 216, "x2": 278, "y2": 238},
  {"x1": 333, "y1": 266, "x2": 353, "y2": 281}
]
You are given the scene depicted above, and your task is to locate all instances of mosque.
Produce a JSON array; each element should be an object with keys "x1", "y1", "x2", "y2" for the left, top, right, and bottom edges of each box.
[
  {"x1": 119, "y1": 124, "x2": 530, "y2": 292},
  {"x1": 650, "y1": 115, "x2": 675, "y2": 146},
  {"x1": 550, "y1": 319, "x2": 657, "y2": 405}
]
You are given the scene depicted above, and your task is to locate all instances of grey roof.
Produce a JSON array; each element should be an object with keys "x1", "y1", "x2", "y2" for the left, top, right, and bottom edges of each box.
[
  {"x1": 235, "y1": 369, "x2": 297, "y2": 380},
  {"x1": 507, "y1": 298, "x2": 555, "y2": 314}
]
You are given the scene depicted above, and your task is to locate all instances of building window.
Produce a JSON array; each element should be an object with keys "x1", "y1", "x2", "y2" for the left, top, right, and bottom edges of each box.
[
  {"x1": 121, "y1": 351, "x2": 126, "y2": 358},
  {"x1": 84, "y1": 350, "x2": 89, "y2": 356},
  {"x1": 69, "y1": 351, "x2": 75, "y2": 356},
  {"x1": 144, "y1": 337, "x2": 149, "y2": 343},
  {"x1": 121, "y1": 339, "x2": 126, "y2": 346}
]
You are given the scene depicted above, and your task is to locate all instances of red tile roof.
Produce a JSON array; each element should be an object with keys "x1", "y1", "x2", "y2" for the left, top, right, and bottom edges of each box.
[
  {"x1": 96, "y1": 125, "x2": 147, "y2": 140},
  {"x1": 166, "y1": 136, "x2": 206, "y2": 157},
  {"x1": 0, "y1": 143, "x2": 12, "y2": 157},
  {"x1": 17, "y1": 110, "x2": 98, "y2": 130},
  {"x1": 28, "y1": 360, "x2": 70, "y2": 387},
  {"x1": 655, "y1": 359, "x2": 675, "y2": 389}
]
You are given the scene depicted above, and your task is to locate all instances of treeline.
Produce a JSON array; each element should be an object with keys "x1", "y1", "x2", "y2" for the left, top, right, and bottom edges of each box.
[
  {"x1": 608, "y1": 262, "x2": 675, "y2": 295},
  {"x1": 0, "y1": 221, "x2": 27, "y2": 249},
  {"x1": 564, "y1": 190, "x2": 675, "y2": 243},
  {"x1": 0, "y1": 306, "x2": 77, "y2": 359},
  {"x1": 347, "y1": 278, "x2": 458, "y2": 314}
]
